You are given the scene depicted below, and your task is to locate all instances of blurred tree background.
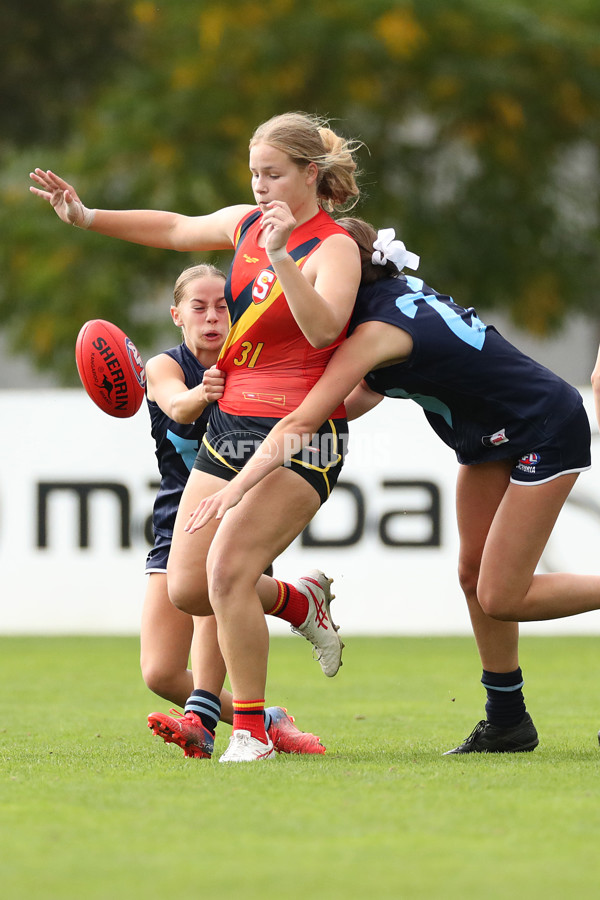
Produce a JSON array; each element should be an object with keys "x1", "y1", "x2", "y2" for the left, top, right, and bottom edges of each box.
[{"x1": 1, "y1": 0, "x2": 599, "y2": 382}]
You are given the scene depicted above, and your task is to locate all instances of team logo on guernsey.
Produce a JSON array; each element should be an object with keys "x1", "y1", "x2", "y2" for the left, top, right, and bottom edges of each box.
[
  {"x1": 482, "y1": 428, "x2": 509, "y2": 448},
  {"x1": 517, "y1": 452, "x2": 540, "y2": 473},
  {"x1": 252, "y1": 269, "x2": 277, "y2": 304}
]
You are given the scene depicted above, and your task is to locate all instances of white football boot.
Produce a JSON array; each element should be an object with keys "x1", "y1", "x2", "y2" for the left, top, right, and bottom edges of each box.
[
  {"x1": 291, "y1": 569, "x2": 343, "y2": 677},
  {"x1": 219, "y1": 729, "x2": 275, "y2": 763}
]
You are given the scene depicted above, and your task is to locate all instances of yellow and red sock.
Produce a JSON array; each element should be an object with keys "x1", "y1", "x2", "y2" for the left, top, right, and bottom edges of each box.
[
  {"x1": 266, "y1": 580, "x2": 309, "y2": 627},
  {"x1": 233, "y1": 699, "x2": 268, "y2": 743}
]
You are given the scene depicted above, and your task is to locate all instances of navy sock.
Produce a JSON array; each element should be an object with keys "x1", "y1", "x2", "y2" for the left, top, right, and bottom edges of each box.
[
  {"x1": 481, "y1": 668, "x2": 527, "y2": 728},
  {"x1": 184, "y1": 690, "x2": 221, "y2": 735}
]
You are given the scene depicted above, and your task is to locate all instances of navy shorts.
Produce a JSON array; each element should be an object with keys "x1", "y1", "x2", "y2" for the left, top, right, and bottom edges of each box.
[
  {"x1": 193, "y1": 406, "x2": 348, "y2": 505},
  {"x1": 145, "y1": 531, "x2": 171, "y2": 573},
  {"x1": 509, "y1": 403, "x2": 591, "y2": 485},
  {"x1": 145, "y1": 528, "x2": 274, "y2": 578}
]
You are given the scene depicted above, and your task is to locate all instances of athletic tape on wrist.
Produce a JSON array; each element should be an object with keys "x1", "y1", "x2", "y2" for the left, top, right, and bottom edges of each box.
[
  {"x1": 266, "y1": 246, "x2": 289, "y2": 263},
  {"x1": 72, "y1": 204, "x2": 96, "y2": 230}
]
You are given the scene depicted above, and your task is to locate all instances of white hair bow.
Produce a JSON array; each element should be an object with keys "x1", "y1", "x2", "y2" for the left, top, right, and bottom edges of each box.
[{"x1": 372, "y1": 228, "x2": 420, "y2": 271}]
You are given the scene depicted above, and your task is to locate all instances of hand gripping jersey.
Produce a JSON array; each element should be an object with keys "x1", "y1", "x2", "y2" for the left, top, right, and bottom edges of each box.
[
  {"x1": 219, "y1": 208, "x2": 350, "y2": 418},
  {"x1": 146, "y1": 343, "x2": 212, "y2": 537},
  {"x1": 349, "y1": 275, "x2": 584, "y2": 465}
]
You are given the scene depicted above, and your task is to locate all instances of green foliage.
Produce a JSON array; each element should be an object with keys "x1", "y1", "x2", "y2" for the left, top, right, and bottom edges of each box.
[
  {"x1": 1, "y1": 635, "x2": 600, "y2": 899},
  {"x1": 1, "y1": 0, "x2": 137, "y2": 147},
  {"x1": 3, "y1": 1, "x2": 600, "y2": 381}
]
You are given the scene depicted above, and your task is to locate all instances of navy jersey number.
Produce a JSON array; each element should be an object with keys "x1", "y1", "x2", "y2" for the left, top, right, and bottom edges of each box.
[{"x1": 396, "y1": 276, "x2": 487, "y2": 351}]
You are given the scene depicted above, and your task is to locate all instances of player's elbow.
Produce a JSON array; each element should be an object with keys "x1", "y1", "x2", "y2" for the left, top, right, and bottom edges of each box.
[
  {"x1": 309, "y1": 323, "x2": 347, "y2": 349},
  {"x1": 170, "y1": 410, "x2": 196, "y2": 425},
  {"x1": 309, "y1": 334, "x2": 337, "y2": 350},
  {"x1": 167, "y1": 396, "x2": 196, "y2": 425},
  {"x1": 169, "y1": 410, "x2": 195, "y2": 425},
  {"x1": 305, "y1": 315, "x2": 347, "y2": 349}
]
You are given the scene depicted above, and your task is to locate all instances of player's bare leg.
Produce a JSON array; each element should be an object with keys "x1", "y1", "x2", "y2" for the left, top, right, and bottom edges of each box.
[
  {"x1": 140, "y1": 572, "x2": 194, "y2": 707},
  {"x1": 445, "y1": 461, "x2": 538, "y2": 754},
  {"x1": 153, "y1": 468, "x2": 330, "y2": 760},
  {"x1": 147, "y1": 611, "x2": 226, "y2": 759},
  {"x1": 206, "y1": 466, "x2": 332, "y2": 762},
  {"x1": 145, "y1": 602, "x2": 325, "y2": 755},
  {"x1": 477, "y1": 472, "x2": 600, "y2": 621}
]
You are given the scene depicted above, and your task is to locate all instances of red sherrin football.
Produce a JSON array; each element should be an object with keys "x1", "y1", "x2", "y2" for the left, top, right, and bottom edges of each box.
[{"x1": 75, "y1": 319, "x2": 146, "y2": 418}]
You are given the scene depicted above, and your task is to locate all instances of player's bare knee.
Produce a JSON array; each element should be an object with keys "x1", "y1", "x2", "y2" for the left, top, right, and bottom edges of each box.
[
  {"x1": 208, "y1": 556, "x2": 257, "y2": 613},
  {"x1": 167, "y1": 572, "x2": 209, "y2": 615},
  {"x1": 140, "y1": 647, "x2": 177, "y2": 696},
  {"x1": 208, "y1": 567, "x2": 238, "y2": 609},
  {"x1": 141, "y1": 660, "x2": 176, "y2": 697},
  {"x1": 207, "y1": 546, "x2": 240, "y2": 591},
  {"x1": 477, "y1": 585, "x2": 518, "y2": 620},
  {"x1": 166, "y1": 575, "x2": 189, "y2": 611},
  {"x1": 457, "y1": 559, "x2": 480, "y2": 601}
]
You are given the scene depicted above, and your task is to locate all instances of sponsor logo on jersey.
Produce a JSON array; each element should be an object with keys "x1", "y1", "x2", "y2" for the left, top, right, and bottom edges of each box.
[
  {"x1": 516, "y1": 452, "x2": 540, "y2": 473},
  {"x1": 244, "y1": 254, "x2": 259, "y2": 264},
  {"x1": 482, "y1": 428, "x2": 509, "y2": 447}
]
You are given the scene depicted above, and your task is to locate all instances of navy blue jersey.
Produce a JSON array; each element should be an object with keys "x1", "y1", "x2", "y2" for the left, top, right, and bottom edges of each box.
[
  {"x1": 146, "y1": 343, "x2": 212, "y2": 537},
  {"x1": 349, "y1": 275, "x2": 584, "y2": 465}
]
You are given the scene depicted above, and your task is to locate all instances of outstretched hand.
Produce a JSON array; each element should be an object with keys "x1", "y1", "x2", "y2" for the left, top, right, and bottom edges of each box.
[
  {"x1": 29, "y1": 169, "x2": 92, "y2": 227},
  {"x1": 184, "y1": 482, "x2": 247, "y2": 533}
]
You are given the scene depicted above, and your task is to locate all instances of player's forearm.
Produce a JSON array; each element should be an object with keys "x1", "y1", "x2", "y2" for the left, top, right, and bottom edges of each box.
[
  {"x1": 344, "y1": 381, "x2": 383, "y2": 420},
  {"x1": 89, "y1": 208, "x2": 191, "y2": 250},
  {"x1": 167, "y1": 384, "x2": 210, "y2": 424},
  {"x1": 234, "y1": 416, "x2": 319, "y2": 495},
  {"x1": 184, "y1": 400, "x2": 335, "y2": 531},
  {"x1": 269, "y1": 256, "x2": 350, "y2": 349}
]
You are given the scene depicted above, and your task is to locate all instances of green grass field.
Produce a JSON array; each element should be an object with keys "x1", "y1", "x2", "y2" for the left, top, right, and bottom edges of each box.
[{"x1": 1, "y1": 634, "x2": 600, "y2": 899}]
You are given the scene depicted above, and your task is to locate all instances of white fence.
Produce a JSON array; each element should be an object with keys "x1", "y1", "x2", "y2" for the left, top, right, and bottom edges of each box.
[{"x1": 2, "y1": 389, "x2": 600, "y2": 636}]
